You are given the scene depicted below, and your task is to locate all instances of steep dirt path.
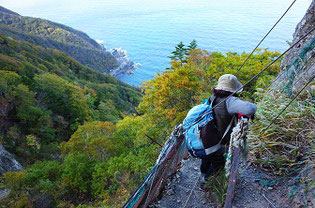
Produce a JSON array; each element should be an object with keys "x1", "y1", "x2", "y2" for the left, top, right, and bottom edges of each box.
[
  {"x1": 233, "y1": 164, "x2": 282, "y2": 208},
  {"x1": 150, "y1": 156, "x2": 308, "y2": 208},
  {"x1": 150, "y1": 156, "x2": 214, "y2": 208},
  {"x1": 235, "y1": 162, "x2": 314, "y2": 208}
]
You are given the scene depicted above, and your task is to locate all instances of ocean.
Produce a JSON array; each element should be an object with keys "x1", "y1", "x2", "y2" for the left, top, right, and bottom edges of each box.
[{"x1": 0, "y1": 0, "x2": 311, "y2": 86}]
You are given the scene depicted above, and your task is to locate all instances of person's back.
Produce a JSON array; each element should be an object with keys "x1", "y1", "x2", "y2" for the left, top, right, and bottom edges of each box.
[
  {"x1": 212, "y1": 94, "x2": 257, "y2": 144},
  {"x1": 199, "y1": 74, "x2": 256, "y2": 190}
]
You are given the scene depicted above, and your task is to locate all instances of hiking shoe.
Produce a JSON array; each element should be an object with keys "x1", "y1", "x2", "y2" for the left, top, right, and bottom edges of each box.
[
  {"x1": 205, "y1": 164, "x2": 216, "y2": 178},
  {"x1": 199, "y1": 182, "x2": 206, "y2": 191},
  {"x1": 199, "y1": 174, "x2": 207, "y2": 191},
  {"x1": 205, "y1": 163, "x2": 224, "y2": 178}
]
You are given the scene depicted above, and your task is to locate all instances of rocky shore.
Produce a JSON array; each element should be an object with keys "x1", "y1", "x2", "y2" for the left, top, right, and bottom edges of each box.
[{"x1": 109, "y1": 48, "x2": 140, "y2": 77}]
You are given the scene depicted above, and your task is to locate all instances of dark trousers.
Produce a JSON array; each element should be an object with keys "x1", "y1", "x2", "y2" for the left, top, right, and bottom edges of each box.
[{"x1": 200, "y1": 148, "x2": 226, "y2": 177}]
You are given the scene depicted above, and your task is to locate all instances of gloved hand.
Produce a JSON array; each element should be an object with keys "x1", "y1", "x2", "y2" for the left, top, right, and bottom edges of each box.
[
  {"x1": 237, "y1": 113, "x2": 255, "y2": 121},
  {"x1": 238, "y1": 113, "x2": 249, "y2": 119}
]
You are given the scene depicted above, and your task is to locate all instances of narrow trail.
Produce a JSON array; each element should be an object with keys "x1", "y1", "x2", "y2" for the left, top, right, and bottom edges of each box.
[
  {"x1": 151, "y1": 156, "x2": 304, "y2": 208},
  {"x1": 151, "y1": 157, "x2": 213, "y2": 208}
]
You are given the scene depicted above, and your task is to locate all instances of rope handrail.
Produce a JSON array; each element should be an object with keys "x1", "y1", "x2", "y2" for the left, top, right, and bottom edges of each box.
[{"x1": 123, "y1": 71, "x2": 314, "y2": 208}]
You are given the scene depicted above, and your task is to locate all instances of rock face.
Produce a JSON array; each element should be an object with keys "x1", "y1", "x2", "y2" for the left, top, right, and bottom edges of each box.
[
  {"x1": 276, "y1": 0, "x2": 315, "y2": 93},
  {"x1": 0, "y1": 145, "x2": 23, "y2": 175},
  {"x1": 109, "y1": 48, "x2": 139, "y2": 77}
]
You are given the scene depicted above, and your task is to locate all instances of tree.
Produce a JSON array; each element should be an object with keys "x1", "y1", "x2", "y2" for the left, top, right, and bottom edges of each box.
[
  {"x1": 60, "y1": 121, "x2": 118, "y2": 161},
  {"x1": 168, "y1": 40, "x2": 198, "y2": 66},
  {"x1": 168, "y1": 41, "x2": 188, "y2": 66},
  {"x1": 34, "y1": 73, "x2": 94, "y2": 130},
  {"x1": 188, "y1": 39, "x2": 197, "y2": 50},
  {"x1": 61, "y1": 153, "x2": 95, "y2": 194}
]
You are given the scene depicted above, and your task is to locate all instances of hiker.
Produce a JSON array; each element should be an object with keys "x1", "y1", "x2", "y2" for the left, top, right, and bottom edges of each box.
[{"x1": 199, "y1": 74, "x2": 257, "y2": 189}]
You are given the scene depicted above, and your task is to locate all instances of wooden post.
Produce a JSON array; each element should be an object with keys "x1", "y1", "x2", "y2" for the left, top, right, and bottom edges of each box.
[{"x1": 224, "y1": 147, "x2": 242, "y2": 208}]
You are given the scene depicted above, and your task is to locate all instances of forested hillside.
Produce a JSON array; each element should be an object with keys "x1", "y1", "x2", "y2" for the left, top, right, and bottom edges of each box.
[
  {"x1": 1, "y1": 39, "x2": 284, "y2": 206},
  {"x1": 0, "y1": 33, "x2": 141, "y2": 164},
  {"x1": 0, "y1": 6, "x2": 118, "y2": 73}
]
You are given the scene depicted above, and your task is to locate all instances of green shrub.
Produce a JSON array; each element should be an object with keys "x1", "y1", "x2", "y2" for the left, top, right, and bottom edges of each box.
[{"x1": 61, "y1": 153, "x2": 95, "y2": 194}]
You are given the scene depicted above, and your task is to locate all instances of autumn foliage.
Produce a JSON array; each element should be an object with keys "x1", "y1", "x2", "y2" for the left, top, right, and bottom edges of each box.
[{"x1": 1, "y1": 39, "x2": 281, "y2": 207}]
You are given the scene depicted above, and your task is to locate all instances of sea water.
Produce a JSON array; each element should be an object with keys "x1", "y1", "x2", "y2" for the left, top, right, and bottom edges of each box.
[{"x1": 0, "y1": 0, "x2": 311, "y2": 86}]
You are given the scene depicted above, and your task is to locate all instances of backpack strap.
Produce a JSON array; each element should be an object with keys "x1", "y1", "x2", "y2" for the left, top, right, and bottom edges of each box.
[
  {"x1": 204, "y1": 96, "x2": 235, "y2": 155},
  {"x1": 204, "y1": 116, "x2": 235, "y2": 155},
  {"x1": 209, "y1": 95, "x2": 216, "y2": 106}
]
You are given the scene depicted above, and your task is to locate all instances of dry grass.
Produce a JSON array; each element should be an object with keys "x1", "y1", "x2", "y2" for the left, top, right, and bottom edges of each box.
[{"x1": 248, "y1": 88, "x2": 314, "y2": 175}]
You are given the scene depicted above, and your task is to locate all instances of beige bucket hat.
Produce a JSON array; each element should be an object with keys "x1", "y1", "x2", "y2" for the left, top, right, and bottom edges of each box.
[{"x1": 215, "y1": 74, "x2": 243, "y2": 93}]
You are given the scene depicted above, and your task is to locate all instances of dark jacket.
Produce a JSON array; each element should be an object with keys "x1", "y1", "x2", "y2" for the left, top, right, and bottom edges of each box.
[{"x1": 210, "y1": 96, "x2": 256, "y2": 144}]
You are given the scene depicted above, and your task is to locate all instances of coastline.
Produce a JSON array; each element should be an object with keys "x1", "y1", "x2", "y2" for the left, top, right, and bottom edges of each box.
[{"x1": 109, "y1": 48, "x2": 140, "y2": 77}]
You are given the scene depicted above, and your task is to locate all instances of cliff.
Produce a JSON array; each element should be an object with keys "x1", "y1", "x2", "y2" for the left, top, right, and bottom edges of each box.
[
  {"x1": 0, "y1": 2, "x2": 313, "y2": 207},
  {"x1": 276, "y1": 0, "x2": 315, "y2": 93},
  {"x1": 110, "y1": 48, "x2": 139, "y2": 77},
  {"x1": 0, "y1": 6, "x2": 101, "y2": 49}
]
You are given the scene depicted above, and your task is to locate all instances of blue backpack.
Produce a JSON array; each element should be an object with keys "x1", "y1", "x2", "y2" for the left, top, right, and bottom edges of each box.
[{"x1": 182, "y1": 97, "x2": 232, "y2": 158}]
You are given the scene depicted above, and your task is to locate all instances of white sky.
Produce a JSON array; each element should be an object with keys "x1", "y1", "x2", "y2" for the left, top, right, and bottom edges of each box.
[
  {"x1": 1, "y1": 0, "x2": 311, "y2": 14},
  {"x1": 1, "y1": 0, "x2": 194, "y2": 11}
]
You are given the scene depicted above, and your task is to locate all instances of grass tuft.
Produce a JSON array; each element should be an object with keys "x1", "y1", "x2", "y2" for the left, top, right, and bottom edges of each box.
[
  {"x1": 248, "y1": 89, "x2": 314, "y2": 175},
  {"x1": 204, "y1": 168, "x2": 228, "y2": 205}
]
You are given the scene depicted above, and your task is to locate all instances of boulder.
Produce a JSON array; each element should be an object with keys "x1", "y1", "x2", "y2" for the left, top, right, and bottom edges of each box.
[
  {"x1": 0, "y1": 145, "x2": 23, "y2": 175},
  {"x1": 110, "y1": 48, "x2": 139, "y2": 77}
]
